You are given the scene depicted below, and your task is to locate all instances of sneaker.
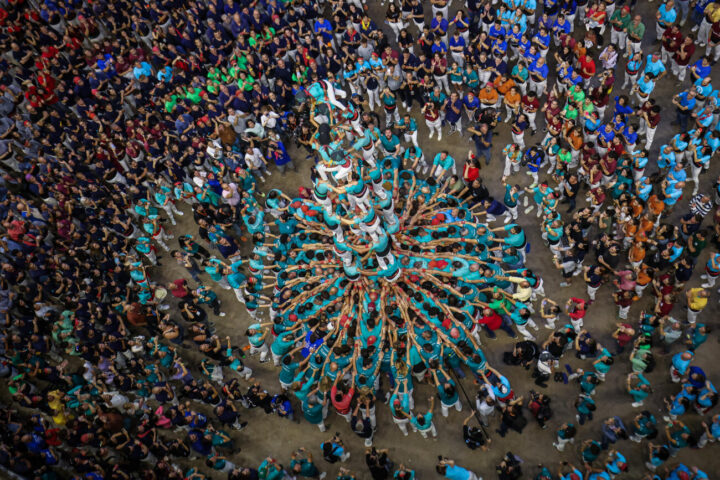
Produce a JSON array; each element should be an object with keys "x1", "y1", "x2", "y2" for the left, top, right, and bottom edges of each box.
[
  {"x1": 702, "y1": 283, "x2": 713, "y2": 288},
  {"x1": 219, "y1": 312, "x2": 226, "y2": 317},
  {"x1": 560, "y1": 282, "x2": 569, "y2": 287},
  {"x1": 428, "y1": 131, "x2": 434, "y2": 139},
  {"x1": 631, "y1": 402, "x2": 643, "y2": 408},
  {"x1": 320, "y1": 473, "x2": 328, "y2": 480},
  {"x1": 437, "y1": 134, "x2": 442, "y2": 141},
  {"x1": 701, "y1": 274, "x2": 708, "y2": 279},
  {"x1": 692, "y1": 25, "x2": 699, "y2": 32},
  {"x1": 176, "y1": 211, "x2": 184, "y2": 216}
]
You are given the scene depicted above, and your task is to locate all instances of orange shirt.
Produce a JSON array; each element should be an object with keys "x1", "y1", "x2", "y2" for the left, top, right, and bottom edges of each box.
[
  {"x1": 639, "y1": 217, "x2": 654, "y2": 234},
  {"x1": 478, "y1": 87, "x2": 499, "y2": 104},
  {"x1": 568, "y1": 130, "x2": 584, "y2": 150},
  {"x1": 648, "y1": 195, "x2": 665, "y2": 216},
  {"x1": 636, "y1": 266, "x2": 652, "y2": 286},
  {"x1": 629, "y1": 243, "x2": 646, "y2": 263},
  {"x1": 494, "y1": 78, "x2": 516, "y2": 95},
  {"x1": 624, "y1": 222, "x2": 638, "y2": 239},
  {"x1": 630, "y1": 200, "x2": 644, "y2": 218},
  {"x1": 504, "y1": 90, "x2": 521, "y2": 107}
]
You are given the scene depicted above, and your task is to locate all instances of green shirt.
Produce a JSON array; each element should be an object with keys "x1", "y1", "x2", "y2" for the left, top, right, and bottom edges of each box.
[
  {"x1": 184, "y1": 87, "x2": 203, "y2": 104},
  {"x1": 164, "y1": 95, "x2": 178, "y2": 113},
  {"x1": 626, "y1": 21, "x2": 645, "y2": 42},
  {"x1": 558, "y1": 150, "x2": 572, "y2": 164},
  {"x1": 563, "y1": 104, "x2": 578, "y2": 120},
  {"x1": 609, "y1": 11, "x2": 632, "y2": 31},
  {"x1": 238, "y1": 75, "x2": 255, "y2": 91}
]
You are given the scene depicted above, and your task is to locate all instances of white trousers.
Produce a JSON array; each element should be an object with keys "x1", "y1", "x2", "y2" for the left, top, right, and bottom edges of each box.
[{"x1": 440, "y1": 398, "x2": 462, "y2": 417}]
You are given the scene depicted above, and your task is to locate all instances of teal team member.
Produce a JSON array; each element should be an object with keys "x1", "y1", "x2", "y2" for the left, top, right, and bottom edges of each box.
[
  {"x1": 502, "y1": 182, "x2": 521, "y2": 221},
  {"x1": 433, "y1": 369, "x2": 462, "y2": 417},
  {"x1": 627, "y1": 372, "x2": 651, "y2": 407},
  {"x1": 290, "y1": 448, "x2": 323, "y2": 479},
  {"x1": 431, "y1": 151, "x2": 457, "y2": 178},
  {"x1": 409, "y1": 397, "x2": 437, "y2": 438}
]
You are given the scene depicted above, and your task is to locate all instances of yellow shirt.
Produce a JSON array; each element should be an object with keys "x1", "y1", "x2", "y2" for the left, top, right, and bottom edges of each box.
[
  {"x1": 688, "y1": 288, "x2": 708, "y2": 311},
  {"x1": 707, "y1": 4, "x2": 720, "y2": 23}
]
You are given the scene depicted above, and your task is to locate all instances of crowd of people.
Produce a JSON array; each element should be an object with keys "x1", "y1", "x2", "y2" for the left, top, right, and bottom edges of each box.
[{"x1": 1, "y1": 0, "x2": 720, "y2": 478}]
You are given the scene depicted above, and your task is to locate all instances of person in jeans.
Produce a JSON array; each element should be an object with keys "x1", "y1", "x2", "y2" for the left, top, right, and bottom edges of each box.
[{"x1": 468, "y1": 122, "x2": 493, "y2": 165}]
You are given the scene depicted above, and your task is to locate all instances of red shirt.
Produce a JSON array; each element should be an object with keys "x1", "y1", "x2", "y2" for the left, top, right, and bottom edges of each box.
[
  {"x1": 673, "y1": 42, "x2": 695, "y2": 66},
  {"x1": 170, "y1": 279, "x2": 190, "y2": 298},
  {"x1": 521, "y1": 96, "x2": 540, "y2": 113},
  {"x1": 478, "y1": 312, "x2": 503, "y2": 330},
  {"x1": 330, "y1": 385, "x2": 354, "y2": 414},
  {"x1": 661, "y1": 28, "x2": 683, "y2": 53},
  {"x1": 568, "y1": 298, "x2": 587, "y2": 320},
  {"x1": 578, "y1": 56, "x2": 596, "y2": 79},
  {"x1": 463, "y1": 163, "x2": 480, "y2": 183},
  {"x1": 657, "y1": 299, "x2": 674, "y2": 316}
]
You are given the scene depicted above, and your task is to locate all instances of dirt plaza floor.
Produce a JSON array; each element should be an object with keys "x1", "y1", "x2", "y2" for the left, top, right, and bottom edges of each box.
[{"x1": 147, "y1": 2, "x2": 720, "y2": 479}]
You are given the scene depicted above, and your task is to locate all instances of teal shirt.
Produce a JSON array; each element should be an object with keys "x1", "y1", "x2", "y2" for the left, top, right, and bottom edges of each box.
[{"x1": 290, "y1": 459, "x2": 319, "y2": 478}]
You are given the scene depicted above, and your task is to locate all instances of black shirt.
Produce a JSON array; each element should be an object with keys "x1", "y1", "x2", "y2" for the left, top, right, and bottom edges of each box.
[{"x1": 463, "y1": 425, "x2": 487, "y2": 449}]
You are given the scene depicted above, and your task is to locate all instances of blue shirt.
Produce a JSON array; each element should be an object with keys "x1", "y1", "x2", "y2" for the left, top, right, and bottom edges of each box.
[
  {"x1": 444, "y1": 465, "x2": 474, "y2": 480},
  {"x1": 645, "y1": 56, "x2": 666, "y2": 76},
  {"x1": 431, "y1": 42, "x2": 448, "y2": 54},
  {"x1": 463, "y1": 95, "x2": 480, "y2": 109},
  {"x1": 691, "y1": 60, "x2": 711, "y2": 78},
  {"x1": 552, "y1": 18, "x2": 571, "y2": 35},
  {"x1": 671, "y1": 352, "x2": 692, "y2": 374},
  {"x1": 449, "y1": 36, "x2": 466, "y2": 49},
  {"x1": 529, "y1": 60, "x2": 549, "y2": 80},
  {"x1": 677, "y1": 91, "x2": 697, "y2": 111},
  {"x1": 489, "y1": 24, "x2": 506, "y2": 39},
  {"x1": 637, "y1": 76, "x2": 655, "y2": 95},
  {"x1": 133, "y1": 61, "x2": 152, "y2": 79},
  {"x1": 431, "y1": 17, "x2": 449, "y2": 33},
  {"x1": 658, "y1": 2, "x2": 677, "y2": 25}
]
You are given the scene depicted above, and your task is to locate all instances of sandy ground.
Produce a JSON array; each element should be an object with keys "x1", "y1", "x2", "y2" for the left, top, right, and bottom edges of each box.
[{"x1": 148, "y1": 2, "x2": 720, "y2": 479}]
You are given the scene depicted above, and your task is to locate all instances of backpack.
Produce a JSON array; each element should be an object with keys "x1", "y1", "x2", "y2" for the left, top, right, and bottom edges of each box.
[
  {"x1": 644, "y1": 353, "x2": 656, "y2": 373},
  {"x1": 322, "y1": 443, "x2": 341, "y2": 463}
]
